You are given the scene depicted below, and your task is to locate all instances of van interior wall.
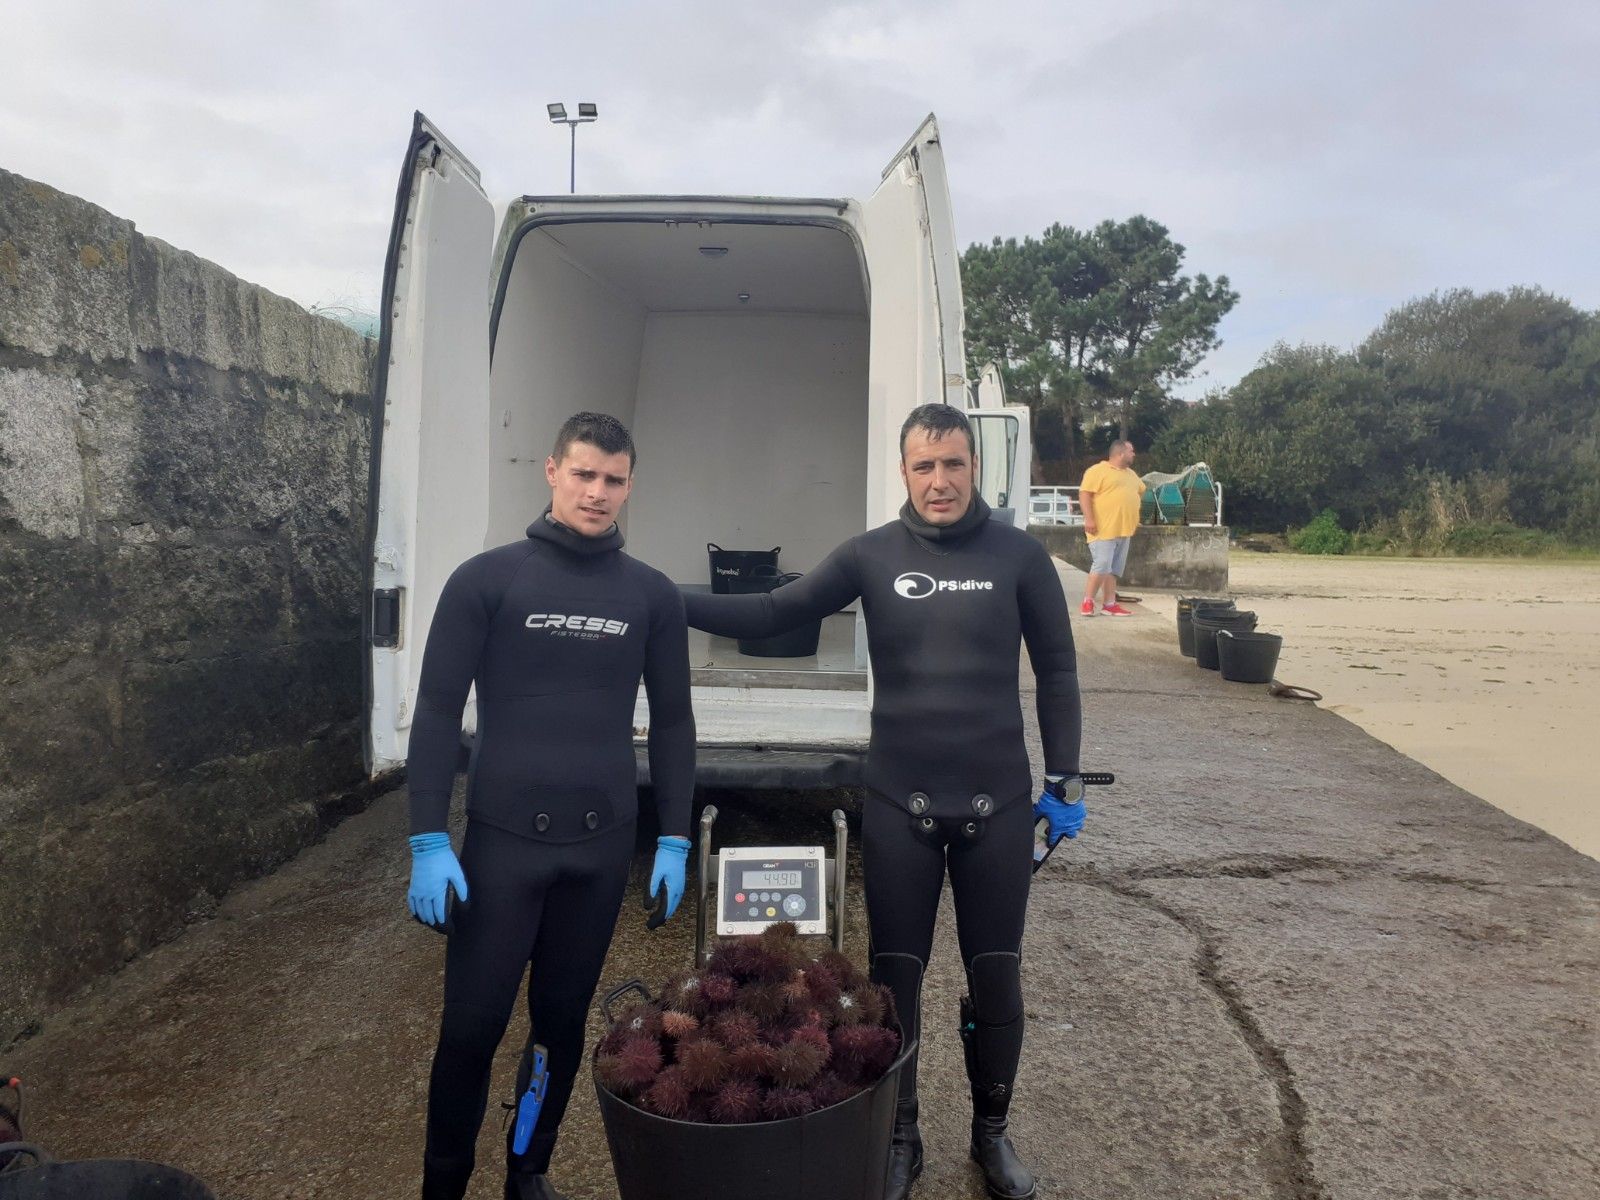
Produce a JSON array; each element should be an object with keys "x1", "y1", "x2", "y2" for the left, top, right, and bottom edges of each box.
[
  {"x1": 625, "y1": 312, "x2": 868, "y2": 584},
  {"x1": 487, "y1": 231, "x2": 646, "y2": 546}
]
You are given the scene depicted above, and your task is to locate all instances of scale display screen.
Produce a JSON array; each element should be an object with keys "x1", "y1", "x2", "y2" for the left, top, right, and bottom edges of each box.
[
  {"x1": 717, "y1": 846, "x2": 827, "y2": 937},
  {"x1": 742, "y1": 870, "x2": 802, "y2": 890}
]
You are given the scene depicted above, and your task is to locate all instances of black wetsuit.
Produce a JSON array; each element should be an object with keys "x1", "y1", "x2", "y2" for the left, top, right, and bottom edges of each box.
[
  {"x1": 408, "y1": 512, "x2": 694, "y2": 1192},
  {"x1": 681, "y1": 495, "x2": 1080, "y2": 1160}
]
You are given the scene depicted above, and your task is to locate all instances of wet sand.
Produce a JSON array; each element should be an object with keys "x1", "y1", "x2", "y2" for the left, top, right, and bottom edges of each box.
[{"x1": 1213, "y1": 552, "x2": 1600, "y2": 859}]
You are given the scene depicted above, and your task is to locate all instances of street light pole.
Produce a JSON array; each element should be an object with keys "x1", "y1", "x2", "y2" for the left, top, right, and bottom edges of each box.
[{"x1": 547, "y1": 102, "x2": 599, "y2": 195}]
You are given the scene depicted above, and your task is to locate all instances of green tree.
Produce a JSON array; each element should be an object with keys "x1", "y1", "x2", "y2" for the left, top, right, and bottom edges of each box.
[
  {"x1": 1154, "y1": 343, "x2": 1421, "y2": 531},
  {"x1": 1359, "y1": 288, "x2": 1600, "y2": 535},
  {"x1": 1154, "y1": 287, "x2": 1600, "y2": 542},
  {"x1": 962, "y1": 217, "x2": 1238, "y2": 475},
  {"x1": 961, "y1": 225, "x2": 1100, "y2": 466},
  {"x1": 1080, "y1": 217, "x2": 1239, "y2": 438}
]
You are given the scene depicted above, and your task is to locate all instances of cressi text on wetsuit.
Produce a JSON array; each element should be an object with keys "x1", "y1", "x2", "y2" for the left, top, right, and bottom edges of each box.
[
  {"x1": 681, "y1": 494, "x2": 1080, "y2": 1199},
  {"x1": 409, "y1": 512, "x2": 694, "y2": 1194}
]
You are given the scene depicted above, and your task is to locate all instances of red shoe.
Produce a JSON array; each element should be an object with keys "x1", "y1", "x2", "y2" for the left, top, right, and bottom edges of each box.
[
  {"x1": 1079, "y1": 599, "x2": 1095, "y2": 617},
  {"x1": 1101, "y1": 603, "x2": 1134, "y2": 616}
]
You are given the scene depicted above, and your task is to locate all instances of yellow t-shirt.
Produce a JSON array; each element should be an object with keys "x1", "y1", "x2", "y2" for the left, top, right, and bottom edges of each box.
[{"x1": 1080, "y1": 462, "x2": 1146, "y2": 542}]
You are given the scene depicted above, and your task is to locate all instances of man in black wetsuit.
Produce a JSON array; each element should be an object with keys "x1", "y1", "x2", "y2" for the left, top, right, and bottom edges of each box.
[
  {"x1": 405, "y1": 412, "x2": 696, "y2": 1200},
  {"x1": 683, "y1": 404, "x2": 1084, "y2": 1200}
]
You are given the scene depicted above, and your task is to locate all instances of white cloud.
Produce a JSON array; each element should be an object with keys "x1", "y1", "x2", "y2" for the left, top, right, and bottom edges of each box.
[{"x1": 2, "y1": 0, "x2": 1595, "y2": 394}]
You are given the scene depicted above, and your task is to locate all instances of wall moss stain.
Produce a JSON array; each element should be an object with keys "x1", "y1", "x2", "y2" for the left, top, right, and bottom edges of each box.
[
  {"x1": 0, "y1": 241, "x2": 19, "y2": 287},
  {"x1": 109, "y1": 240, "x2": 129, "y2": 268},
  {"x1": 25, "y1": 181, "x2": 54, "y2": 203},
  {"x1": 80, "y1": 244, "x2": 105, "y2": 270}
]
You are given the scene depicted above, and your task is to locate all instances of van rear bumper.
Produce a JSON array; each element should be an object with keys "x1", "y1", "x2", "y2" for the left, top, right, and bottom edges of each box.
[{"x1": 635, "y1": 745, "x2": 864, "y2": 790}]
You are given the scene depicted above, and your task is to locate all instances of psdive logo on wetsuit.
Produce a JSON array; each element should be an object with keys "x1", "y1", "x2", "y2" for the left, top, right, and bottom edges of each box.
[
  {"x1": 525, "y1": 613, "x2": 630, "y2": 640},
  {"x1": 893, "y1": 572, "x2": 995, "y2": 599}
]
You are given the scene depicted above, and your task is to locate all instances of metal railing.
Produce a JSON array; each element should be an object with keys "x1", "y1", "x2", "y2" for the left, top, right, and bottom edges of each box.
[{"x1": 1028, "y1": 483, "x2": 1225, "y2": 528}]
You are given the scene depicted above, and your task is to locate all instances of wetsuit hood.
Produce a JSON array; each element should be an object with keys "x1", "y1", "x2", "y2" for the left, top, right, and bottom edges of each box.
[
  {"x1": 526, "y1": 507, "x2": 625, "y2": 557},
  {"x1": 898, "y1": 493, "x2": 992, "y2": 546}
]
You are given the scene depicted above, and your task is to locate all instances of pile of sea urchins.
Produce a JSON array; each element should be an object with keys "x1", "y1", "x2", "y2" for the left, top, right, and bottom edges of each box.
[{"x1": 596, "y1": 923, "x2": 902, "y2": 1123}]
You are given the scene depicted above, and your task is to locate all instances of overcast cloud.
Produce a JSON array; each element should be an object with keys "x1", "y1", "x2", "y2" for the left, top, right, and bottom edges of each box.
[{"x1": 4, "y1": 0, "x2": 1597, "y2": 394}]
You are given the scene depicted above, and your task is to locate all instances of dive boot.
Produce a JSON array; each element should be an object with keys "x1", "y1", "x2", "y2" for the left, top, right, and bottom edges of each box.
[
  {"x1": 884, "y1": 1096, "x2": 924, "y2": 1200},
  {"x1": 969, "y1": 1110, "x2": 1036, "y2": 1200}
]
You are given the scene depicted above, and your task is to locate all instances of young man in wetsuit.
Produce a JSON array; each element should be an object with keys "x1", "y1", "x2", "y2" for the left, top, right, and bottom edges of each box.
[
  {"x1": 405, "y1": 412, "x2": 696, "y2": 1200},
  {"x1": 682, "y1": 404, "x2": 1084, "y2": 1200}
]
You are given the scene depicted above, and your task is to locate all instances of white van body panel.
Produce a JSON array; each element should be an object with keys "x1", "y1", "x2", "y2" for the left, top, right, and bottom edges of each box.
[
  {"x1": 860, "y1": 115, "x2": 958, "y2": 529},
  {"x1": 367, "y1": 118, "x2": 493, "y2": 775}
]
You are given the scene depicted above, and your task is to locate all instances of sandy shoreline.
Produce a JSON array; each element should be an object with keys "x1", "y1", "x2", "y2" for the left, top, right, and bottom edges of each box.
[{"x1": 1146, "y1": 553, "x2": 1600, "y2": 860}]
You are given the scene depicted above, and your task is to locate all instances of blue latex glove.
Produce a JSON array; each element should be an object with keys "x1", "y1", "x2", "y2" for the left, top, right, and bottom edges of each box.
[
  {"x1": 1033, "y1": 792, "x2": 1087, "y2": 846},
  {"x1": 407, "y1": 832, "x2": 468, "y2": 928},
  {"x1": 650, "y1": 836, "x2": 690, "y2": 921}
]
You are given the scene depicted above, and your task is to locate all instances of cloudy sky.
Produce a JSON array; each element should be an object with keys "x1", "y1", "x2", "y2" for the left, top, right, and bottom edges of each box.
[{"x1": 5, "y1": 0, "x2": 1596, "y2": 394}]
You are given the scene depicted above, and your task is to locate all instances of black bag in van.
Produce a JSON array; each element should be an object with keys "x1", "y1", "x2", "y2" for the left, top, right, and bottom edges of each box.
[{"x1": 707, "y1": 543, "x2": 780, "y2": 594}]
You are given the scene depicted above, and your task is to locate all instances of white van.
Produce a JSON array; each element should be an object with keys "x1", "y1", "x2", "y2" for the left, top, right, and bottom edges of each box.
[{"x1": 363, "y1": 112, "x2": 1032, "y2": 790}]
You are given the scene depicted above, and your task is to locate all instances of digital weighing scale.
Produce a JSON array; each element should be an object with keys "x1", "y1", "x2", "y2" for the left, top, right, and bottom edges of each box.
[{"x1": 691, "y1": 806, "x2": 848, "y2": 967}]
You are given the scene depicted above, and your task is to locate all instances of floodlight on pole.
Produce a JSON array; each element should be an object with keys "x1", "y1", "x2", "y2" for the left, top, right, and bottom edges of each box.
[{"x1": 547, "y1": 100, "x2": 599, "y2": 193}]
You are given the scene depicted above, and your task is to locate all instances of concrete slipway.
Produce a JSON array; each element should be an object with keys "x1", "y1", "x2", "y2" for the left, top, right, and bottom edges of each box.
[{"x1": 8, "y1": 562, "x2": 1598, "y2": 1199}]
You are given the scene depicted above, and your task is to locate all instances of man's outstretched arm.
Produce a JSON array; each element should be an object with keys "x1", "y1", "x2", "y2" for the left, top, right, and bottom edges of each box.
[{"x1": 682, "y1": 540, "x2": 861, "y2": 639}]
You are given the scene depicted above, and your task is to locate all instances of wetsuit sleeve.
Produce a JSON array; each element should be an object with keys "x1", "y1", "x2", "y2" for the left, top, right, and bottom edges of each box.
[
  {"x1": 1018, "y1": 542, "x2": 1083, "y2": 776},
  {"x1": 644, "y1": 577, "x2": 697, "y2": 839},
  {"x1": 406, "y1": 557, "x2": 497, "y2": 834},
  {"x1": 682, "y1": 540, "x2": 862, "y2": 638}
]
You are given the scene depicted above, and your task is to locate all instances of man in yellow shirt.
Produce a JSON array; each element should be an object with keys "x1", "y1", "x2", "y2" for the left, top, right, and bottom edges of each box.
[{"x1": 1078, "y1": 440, "x2": 1145, "y2": 616}]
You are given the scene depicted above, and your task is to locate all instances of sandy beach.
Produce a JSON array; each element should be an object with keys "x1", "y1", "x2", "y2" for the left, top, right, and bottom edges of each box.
[{"x1": 1180, "y1": 552, "x2": 1600, "y2": 859}]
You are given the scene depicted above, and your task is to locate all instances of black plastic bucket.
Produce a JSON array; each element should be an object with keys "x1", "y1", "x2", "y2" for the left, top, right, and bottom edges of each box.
[
  {"x1": 708, "y1": 544, "x2": 780, "y2": 594},
  {"x1": 594, "y1": 1034, "x2": 914, "y2": 1200},
  {"x1": 730, "y1": 570, "x2": 822, "y2": 658},
  {"x1": 1192, "y1": 611, "x2": 1257, "y2": 670},
  {"x1": 1217, "y1": 630, "x2": 1282, "y2": 684},
  {"x1": 1176, "y1": 597, "x2": 1234, "y2": 658},
  {"x1": 0, "y1": 1160, "x2": 217, "y2": 1199}
]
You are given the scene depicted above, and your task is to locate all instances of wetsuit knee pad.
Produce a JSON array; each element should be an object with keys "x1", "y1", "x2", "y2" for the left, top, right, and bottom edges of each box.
[
  {"x1": 871, "y1": 953, "x2": 926, "y2": 1024},
  {"x1": 964, "y1": 952, "x2": 1023, "y2": 1026}
]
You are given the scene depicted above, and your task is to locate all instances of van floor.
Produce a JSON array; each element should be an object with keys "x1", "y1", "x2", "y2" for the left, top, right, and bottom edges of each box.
[
  {"x1": 688, "y1": 614, "x2": 864, "y2": 691},
  {"x1": 8, "y1": 561, "x2": 1599, "y2": 1199}
]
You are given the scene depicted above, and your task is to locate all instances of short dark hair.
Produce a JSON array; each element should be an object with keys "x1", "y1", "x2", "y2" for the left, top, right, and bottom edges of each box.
[
  {"x1": 553, "y1": 411, "x2": 636, "y2": 469},
  {"x1": 899, "y1": 403, "x2": 974, "y2": 458}
]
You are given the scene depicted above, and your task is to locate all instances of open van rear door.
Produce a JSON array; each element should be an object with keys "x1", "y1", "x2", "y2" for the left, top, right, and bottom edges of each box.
[
  {"x1": 970, "y1": 408, "x2": 1031, "y2": 528},
  {"x1": 364, "y1": 113, "x2": 493, "y2": 776},
  {"x1": 860, "y1": 114, "x2": 968, "y2": 527}
]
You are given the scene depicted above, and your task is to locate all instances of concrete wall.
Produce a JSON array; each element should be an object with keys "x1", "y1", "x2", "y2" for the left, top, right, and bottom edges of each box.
[
  {"x1": 0, "y1": 169, "x2": 377, "y2": 1043},
  {"x1": 1031, "y1": 523, "x2": 1230, "y2": 592}
]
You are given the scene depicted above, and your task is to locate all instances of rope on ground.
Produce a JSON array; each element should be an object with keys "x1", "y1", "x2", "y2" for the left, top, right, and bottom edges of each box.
[{"x1": 1268, "y1": 680, "x2": 1323, "y2": 702}]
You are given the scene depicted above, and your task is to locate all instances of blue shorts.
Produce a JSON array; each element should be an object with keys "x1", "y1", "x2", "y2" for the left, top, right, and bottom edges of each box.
[{"x1": 1088, "y1": 536, "x2": 1131, "y2": 576}]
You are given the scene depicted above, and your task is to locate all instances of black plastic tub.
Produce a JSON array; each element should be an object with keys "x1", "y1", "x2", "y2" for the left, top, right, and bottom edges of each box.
[
  {"x1": 1217, "y1": 630, "x2": 1282, "y2": 684},
  {"x1": 730, "y1": 571, "x2": 822, "y2": 658},
  {"x1": 0, "y1": 1160, "x2": 217, "y2": 1199},
  {"x1": 708, "y1": 543, "x2": 780, "y2": 594},
  {"x1": 595, "y1": 1035, "x2": 914, "y2": 1200},
  {"x1": 1176, "y1": 597, "x2": 1235, "y2": 658},
  {"x1": 1193, "y1": 611, "x2": 1258, "y2": 670}
]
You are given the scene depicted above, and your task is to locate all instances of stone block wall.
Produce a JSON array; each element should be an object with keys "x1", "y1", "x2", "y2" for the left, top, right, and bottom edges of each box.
[
  {"x1": 1031, "y1": 523, "x2": 1230, "y2": 593},
  {"x1": 0, "y1": 170, "x2": 377, "y2": 1043}
]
